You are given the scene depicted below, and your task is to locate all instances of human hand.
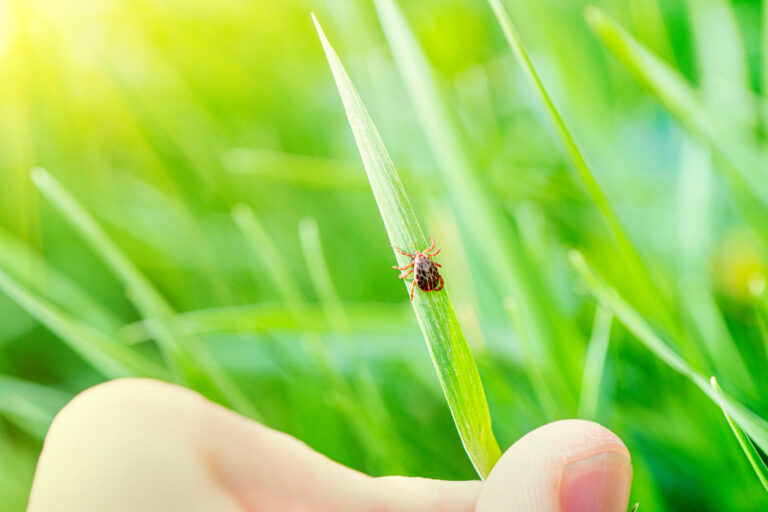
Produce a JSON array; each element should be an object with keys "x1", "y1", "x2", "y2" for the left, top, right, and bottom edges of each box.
[{"x1": 27, "y1": 379, "x2": 632, "y2": 511}]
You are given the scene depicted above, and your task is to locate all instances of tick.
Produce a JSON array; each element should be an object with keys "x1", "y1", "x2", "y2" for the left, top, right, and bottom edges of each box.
[{"x1": 392, "y1": 237, "x2": 444, "y2": 301}]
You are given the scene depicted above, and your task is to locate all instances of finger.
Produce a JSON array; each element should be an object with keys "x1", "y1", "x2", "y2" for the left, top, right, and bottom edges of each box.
[
  {"x1": 476, "y1": 419, "x2": 632, "y2": 512},
  {"x1": 30, "y1": 378, "x2": 481, "y2": 512},
  {"x1": 197, "y1": 382, "x2": 482, "y2": 511},
  {"x1": 29, "y1": 379, "x2": 245, "y2": 512}
]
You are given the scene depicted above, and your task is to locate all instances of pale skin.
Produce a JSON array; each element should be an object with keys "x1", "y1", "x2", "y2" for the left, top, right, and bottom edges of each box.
[{"x1": 27, "y1": 379, "x2": 633, "y2": 512}]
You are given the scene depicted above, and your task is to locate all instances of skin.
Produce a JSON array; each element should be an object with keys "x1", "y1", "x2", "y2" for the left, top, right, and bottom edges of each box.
[{"x1": 27, "y1": 379, "x2": 633, "y2": 512}]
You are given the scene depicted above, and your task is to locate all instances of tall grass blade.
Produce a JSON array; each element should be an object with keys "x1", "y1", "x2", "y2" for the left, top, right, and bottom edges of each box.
[
  {"x1": 685, "y1": 0, "x2": 755, "y2": 132},
  {"x1": 31, "y1": 168, "x2": 259, "y2": 419},
  {"x1": 313, "y1": 14, "x2": 501, "y2": 477},
  {"x1": 0, "y1": 228, "x2": 122, "y2": 335},
  {"x1": 224, "y1": 148, "x2": 368, "y2": 189},
  {"x1": 0, "y1": 268, "x2": 167, "y2": 380},
  {"x1": 372, "y1": 0, "x2": 574, "y2": 382},
  {"x1": 487, "y1": 0, "x2": 669, "y2": 323},
  {"x1": 711, "y1": 377, "x2": 768, "y2": 494},
  {"x1": 584, "y1": 6, "x2": 768, "y2": 210},
  {"x1": 763, "y1": 0, "x2": 768, "y2": 127},
  {"x1": 120, "y1": 303, "x2": 412, "y2": 342},
  {"x1": 503, "y1": 298, "x2": 559, "y2": 420},
  {"x1": 570, "y1": 251, "x2": 768, "y2": 455},
  {"x1": 578, "y1": 305, "x2": 612, "y2": 420},
  {"x1": 677, "y1": 140, "x2": 754, "y2": 394},
  {"x1": 298, "y1": 217, "x2": 349, "y2": 332},
  {"x1": 232, "y1": 204, "x2": 305, "y2": 315},
  {"x1": 298, "y1": 217, "x2": 406, "y2": 473},
  {"x1": 0, "y1": 374, "x2": 71, "y2": 438}
]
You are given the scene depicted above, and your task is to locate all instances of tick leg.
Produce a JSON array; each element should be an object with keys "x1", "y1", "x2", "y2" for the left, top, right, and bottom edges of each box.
[
  {"x1": 392, "y1": 261, "x2": 414, "y2": 271},
  {"x1": 435, "y1": 275, "x2": 445, "y2": 292},
  {"x1": 392, "y1": 245, "x2": 414, "y2": 258},
  {"x1": 433, "y1": 262, "x2": 442, "y2": 268},
  {"x1": 409, "y1": 279, "x2": 417, "y2": 301},
  {"x1": 427, "y1": 247, "x2": 441, "y2": 257},
  {"x1": 424, "y1": 237, "x2": 436, "y2": 253},
  {"x1": 398, "y1": 268, "x2": 414, "y2": 279}
]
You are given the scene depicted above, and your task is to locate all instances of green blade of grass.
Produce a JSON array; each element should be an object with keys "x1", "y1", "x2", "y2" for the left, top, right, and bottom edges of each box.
[
  {"x1": 487, "y1": 0, "x2": 671, "y2": 326},
  {"x1": 120, "y1": 303, "x2": 413, "y2": 342},
  {"x1": 763, "y1": 0, "x2": 768, "y2": 127},
  {"x1": 676, "y1": 140, "x2": 755, "y2": 395},
  {"x1": 224, "y1": 148, "x2": 369, "y2": 189},
  {"x1": 584, "y1": 6, "x2": 710, "y2": 139},
  {"x1": 372, "y1": 0, "x2": 576, "y2": 409},
  {"x1": 756, "y1": 304, "x2": 768, "y2": 361},
  {"x1": 578, "y1": 305, "x2": 612, "y2": 420},
  {"x1": 503, "y1": 298, "x2": 559, "y2": 420},
  {"x1": 0, "y1": 374, "x2": 72, "y2": 439},
  {"x1": 685, "y1": 0, "x2": 755, "y2": 132},
  {"x1": 313, "y1": 14, "x2": 501, "y2": 478},
  {"x1": 584, "y1": 6, "x2": 768, "y2": 210},
  {"x1": 297, "y1": 217, "x2": 407, "y2": 474},
  {"x1": 31, "y1": 168, "x2": 259, "y2": 419},
  {"x1": 0, "y1": 267, "x2": 168, "y2": 381},
  {"x1": 298, "y1": 217, "x2": 349, "y2": 332},
  {"x1": 711, "y1": 377, "x2": 768, "y2": 494},
  {"x1": 232, "y1": 204, "x2": 305, "y2": 316},
  {"x1": 0, "y1": 228, "x2": 123, "y2": 336},
  {"x1": 570, "y1": 250, "x2": 768, "y2": 455},
  {"x1": 0, "y1": 431, "x2": 38, "y2": 511}
]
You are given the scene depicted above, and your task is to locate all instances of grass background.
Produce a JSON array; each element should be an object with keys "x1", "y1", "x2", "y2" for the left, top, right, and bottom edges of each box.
[{"x1": 1, "y1": 0, "x2": 768, "y2": 509}]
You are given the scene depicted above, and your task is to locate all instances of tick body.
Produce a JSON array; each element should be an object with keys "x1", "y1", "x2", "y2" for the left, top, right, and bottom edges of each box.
[{"x1": 392, "y1": 237, "x2": 444, "y2": 301}]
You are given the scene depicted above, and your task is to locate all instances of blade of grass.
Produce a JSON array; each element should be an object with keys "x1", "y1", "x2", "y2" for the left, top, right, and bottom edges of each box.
[
  {"x1": 232, "y1": 204, "x2": 305, "y2": 317},
  {"x1": 584, "y1": 6, "x2": 709, "y2": 139},
  {"x1": 313, "y1": 14, "x2": 501, "y2": 477},
  {"x1": 677, "y1": 140, "x2": 755, "y2": 395},
  {"x1": 487, "y1": 0, "x2": 672, "y2": 326},
  {"x1": 0, "y1": 267, "x2": 168, "y2": 380},
  {"x1": 0, "y1": 431, "x2": 37, "y2": 512},
  {"x1": 570, "y1": 250, "x2": 768, "y2": 455},
  {"x1": 763, "y1": 0, "x2": 768, "y2": 127},
  {"x1": 373, "y1": 0, "x2": 576, "y2": 408},
  {"x1": 578, "y1": 305, "x2": 612, "y2": 420},
  {"x1": 298, "y1": 217, "x2": 349, "y2": 332},
  {"x1": 584, "y1": 6, "x2": 768, "y2": 211},
  {"x1": 120, "y1": 303, "x2": 413, "y2": 343},
  {"x1": 297, "y1": 218, "x2": 408, "y2": 473},
  {"x1": 31, "y1": 168, "x2": 259, "y2": 419},
  {"x1": 224, "y1": 148, "x2": 368, "y2": 189},
  {"x1": 711, "y1": 377, "x2": 768, "y2": 494},
  {"x1": 756, "y1": 304, "x2": 768, "y2": 362},
  {"x1": 752, "y1": 283, "x2": 768, "y2": 366},
  {"x1": 685, "y1": 0, "x2": 755, "y2": 132},
  {"x1": 0, "y1": 374, "x2": 72, "y2": 438},
  {"x1": 503, "y1": 298, "x2": 559, "y2": 420},
  {"x1": 235, "y1": 204, "x2": 403, "y2": 472},
  {"x1": 0, "y1": 228, "x2": 123, "y2": 335}
]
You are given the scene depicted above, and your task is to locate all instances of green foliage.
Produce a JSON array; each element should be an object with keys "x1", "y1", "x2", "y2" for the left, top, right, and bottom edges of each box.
[
  {"x1": 711, "y1": 377, "x2": 768, "y2": 494},
  {"x1": 313, "y1": 14, "x2": 501, "y2": 478},
  {"x1": 1, "y1": 0, "x2": 768, "y2": 508}
]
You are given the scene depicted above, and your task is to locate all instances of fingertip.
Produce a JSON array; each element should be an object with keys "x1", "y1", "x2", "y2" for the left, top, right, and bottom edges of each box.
[{"x1": 476, "y1": 420, "x2": 632, "y2": 512}]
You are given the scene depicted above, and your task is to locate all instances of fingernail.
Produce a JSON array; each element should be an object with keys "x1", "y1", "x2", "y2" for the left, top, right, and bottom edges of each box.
[{"x1": 560, "y1": 452, "x2": 632, "y2": 512}]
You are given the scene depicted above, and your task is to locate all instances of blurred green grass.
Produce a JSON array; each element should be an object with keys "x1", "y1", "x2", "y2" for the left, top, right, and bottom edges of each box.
[{"x1": 1, "y1": 0, "x2": 768, "y2": 509}]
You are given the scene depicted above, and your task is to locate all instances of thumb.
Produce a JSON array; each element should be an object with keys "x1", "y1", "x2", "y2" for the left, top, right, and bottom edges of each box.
[{"x1": 477, "y1": 419, "x2": 632, "y2": 512}]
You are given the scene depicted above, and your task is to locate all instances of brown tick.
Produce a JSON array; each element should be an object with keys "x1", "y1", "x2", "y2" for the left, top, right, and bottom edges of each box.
[{"x1": 392, "y1": 237, "x2": 444, "y2": 301}]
